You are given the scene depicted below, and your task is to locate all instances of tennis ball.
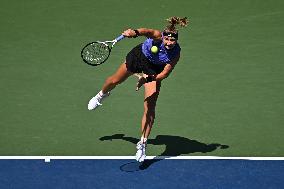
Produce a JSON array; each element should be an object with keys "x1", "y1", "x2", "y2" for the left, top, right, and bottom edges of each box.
[{"x1": 151, "y1": 46, "x2": 158, "y2": 53}]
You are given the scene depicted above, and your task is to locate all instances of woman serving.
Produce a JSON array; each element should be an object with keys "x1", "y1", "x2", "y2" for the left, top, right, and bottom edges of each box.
[{"x1": 88, "y1": 16, "x2": 188, "y2": 162}]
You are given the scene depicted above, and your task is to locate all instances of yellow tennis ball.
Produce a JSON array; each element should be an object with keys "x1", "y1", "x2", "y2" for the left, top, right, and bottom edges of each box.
[{"x1": 151, "y1": 46, "x2": 158, "y2": 53}]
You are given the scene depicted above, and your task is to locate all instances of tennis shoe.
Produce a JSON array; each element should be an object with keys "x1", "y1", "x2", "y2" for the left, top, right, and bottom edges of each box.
[
  {"x1": 136, "y1": 141, "x2": 147, "y2": 162},
  {"x1": 88, "y1": 91, "x2": 110, "y2": 110}
]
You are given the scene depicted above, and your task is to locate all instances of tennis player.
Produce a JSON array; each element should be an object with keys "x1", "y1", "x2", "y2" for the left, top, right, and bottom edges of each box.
[{"x1": 88, "y1": 17, "x2": 188, "y2": 162}]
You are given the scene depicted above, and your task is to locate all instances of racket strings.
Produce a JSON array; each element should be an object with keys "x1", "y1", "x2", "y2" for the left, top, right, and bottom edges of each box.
[{"x1": 82, "y1": 43, "x2": 110, "y2": 65}]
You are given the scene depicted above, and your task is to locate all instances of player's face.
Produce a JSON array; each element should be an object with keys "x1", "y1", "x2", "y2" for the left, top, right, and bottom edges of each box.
[{"x1": 163, "y1": 36, "x2": 177, "y2": 49}]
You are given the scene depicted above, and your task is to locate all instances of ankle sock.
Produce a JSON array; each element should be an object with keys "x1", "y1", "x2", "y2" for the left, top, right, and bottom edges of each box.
[{"x1": 140, "y1": 137, "x2": 147, "y2": 144}]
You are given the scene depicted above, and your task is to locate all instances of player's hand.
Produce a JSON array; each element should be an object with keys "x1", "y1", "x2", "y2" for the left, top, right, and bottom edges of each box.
[
  {"x1": 122, "y1": 29, "x2": 137, "y2": 38},
  {"x1": 136, "y1": 76, "x2": 147, "y2": 91}
]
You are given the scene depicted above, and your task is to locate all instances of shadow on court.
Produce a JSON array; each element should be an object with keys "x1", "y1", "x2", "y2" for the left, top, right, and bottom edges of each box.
[{"x1": 99, "y1": 134, "x2": 229, "y2": 171}]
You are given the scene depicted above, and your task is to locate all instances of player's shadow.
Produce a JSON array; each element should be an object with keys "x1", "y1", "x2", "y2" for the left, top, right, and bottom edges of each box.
[{"x1": 99, "y1": 134, "x2": 229, "y2": 171}]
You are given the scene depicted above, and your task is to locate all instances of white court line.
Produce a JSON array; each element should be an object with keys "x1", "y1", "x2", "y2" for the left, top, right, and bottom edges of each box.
[{"x1": 0, "y1": 156, "x2": 283, "y2": 162}]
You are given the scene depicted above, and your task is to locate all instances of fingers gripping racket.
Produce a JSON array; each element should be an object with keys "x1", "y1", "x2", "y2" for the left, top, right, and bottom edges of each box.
[{"x1": 81, "y1": 35, "x2": 125, "y2": 66}]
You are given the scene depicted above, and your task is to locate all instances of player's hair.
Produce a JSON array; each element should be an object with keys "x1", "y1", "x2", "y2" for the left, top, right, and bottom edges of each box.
[{"x1": 164, "y1": 16, "x2": 189, "y2": 33}]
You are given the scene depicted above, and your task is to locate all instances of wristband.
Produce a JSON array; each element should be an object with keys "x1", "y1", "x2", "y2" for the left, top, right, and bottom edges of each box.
[
  {"x1": 133, "y1": 29, "x2": 140, "y2": 38},
  {"x1": 145, "y1": 76, "x2": 154, "y2": 83}
]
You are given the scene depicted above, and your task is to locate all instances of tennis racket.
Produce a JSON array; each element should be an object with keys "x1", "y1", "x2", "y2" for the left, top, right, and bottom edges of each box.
[{"x1": 81, "y1": 35, "x2": 125, "y2": 66}]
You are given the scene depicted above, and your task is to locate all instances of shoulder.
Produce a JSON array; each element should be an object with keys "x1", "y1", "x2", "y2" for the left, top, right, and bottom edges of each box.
[
  {"x1": 175, "y1": 43, "x2": 181, "y2": 51},
  {"x1": 168, "y1": 52, "x2": 180, "y2": 67},
  {"x1": 167, "y1": 43, "x2": 181, "y2": 55},
  {"x1": 153, "y1": 30, "x2": 162, "y2": 40},
  {"x1": 148, "y1": 29, "x2": 162, "y2": 40}
]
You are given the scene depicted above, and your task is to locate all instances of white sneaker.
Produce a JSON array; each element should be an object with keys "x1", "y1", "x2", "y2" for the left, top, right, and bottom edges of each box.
[
  {"x1": 135, "y1": 141, "x2": 146, "y2": 162},
  {"x1": 87, "y1": 91, "x2": 110, "y2": 110}
]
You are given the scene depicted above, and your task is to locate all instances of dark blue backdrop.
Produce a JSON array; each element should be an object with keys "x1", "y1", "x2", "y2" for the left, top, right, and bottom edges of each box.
[{"x1": 0, "y1": 159, "x2": 283, "y2": 189}]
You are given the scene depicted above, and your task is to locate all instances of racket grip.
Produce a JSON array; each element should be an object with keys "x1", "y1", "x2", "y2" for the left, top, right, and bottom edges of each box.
[{"x1": 115, "y1": 35, "x2": 125, "y2": 42}]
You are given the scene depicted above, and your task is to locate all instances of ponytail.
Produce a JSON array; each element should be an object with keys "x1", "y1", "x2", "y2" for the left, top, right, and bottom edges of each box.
[{"x1": 165, "y1": 16, "x2": 189, "y2": 33}]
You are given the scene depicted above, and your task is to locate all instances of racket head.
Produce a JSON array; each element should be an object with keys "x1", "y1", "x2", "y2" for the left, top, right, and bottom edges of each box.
[{"x1": 81, "y1": 41, "x2": 111, "y2": 66}]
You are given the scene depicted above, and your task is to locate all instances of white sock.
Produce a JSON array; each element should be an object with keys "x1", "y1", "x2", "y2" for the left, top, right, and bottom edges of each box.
[
  {"x1": 140, "y1": 137, "x2": 147, "y2": 144},
  {"x1": 98, "y1": 90, "x2": 104, "y2": 97}
]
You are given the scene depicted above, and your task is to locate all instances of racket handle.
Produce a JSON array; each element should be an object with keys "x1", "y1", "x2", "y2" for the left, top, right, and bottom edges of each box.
[{"x1": 115, "y1": 35, "x2": 125, "y2": 42}]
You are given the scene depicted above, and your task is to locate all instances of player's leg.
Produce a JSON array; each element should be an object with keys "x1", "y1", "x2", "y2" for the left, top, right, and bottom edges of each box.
[
  {"x1": 101, "y1": 62, "x2": 133, "y2": 93},
  {"x1": 136, "y1": 80, "x2": 161, "y2": 162},
  {"x1": 141, "y1": 80, "x2": 161, "y2": 141},
  {"x1": 88, "y1": 62, "x2": 132, "y2": 110}
]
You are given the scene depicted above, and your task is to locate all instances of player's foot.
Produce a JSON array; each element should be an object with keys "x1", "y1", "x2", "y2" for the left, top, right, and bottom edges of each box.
[
  {"x1": 88, "y1": 91, "x2": 110, "y2": 110},
  {"x1": 135, "y1": 141, "x2": 146, "y2": 162}
]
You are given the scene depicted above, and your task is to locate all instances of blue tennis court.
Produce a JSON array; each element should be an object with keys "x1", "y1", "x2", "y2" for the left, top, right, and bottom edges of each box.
[{"x1": 0, "y1": 159, "x2": 283, "y2": 189}]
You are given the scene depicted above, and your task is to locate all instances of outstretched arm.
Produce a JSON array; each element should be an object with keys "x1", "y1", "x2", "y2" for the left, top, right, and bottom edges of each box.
[{"x1": 122, "y1": 28, "x2": 161, "y2": 39}]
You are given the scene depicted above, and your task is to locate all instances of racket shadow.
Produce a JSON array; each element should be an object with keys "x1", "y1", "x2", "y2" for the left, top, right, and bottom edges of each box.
[{"x1": 100, "y1": 134, "x2": 229, "y2": 171}]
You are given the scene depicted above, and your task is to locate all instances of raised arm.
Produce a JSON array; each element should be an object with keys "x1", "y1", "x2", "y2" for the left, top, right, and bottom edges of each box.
[{"x1": 122, "y1": 28, "x2": 161, "y2": 40}]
